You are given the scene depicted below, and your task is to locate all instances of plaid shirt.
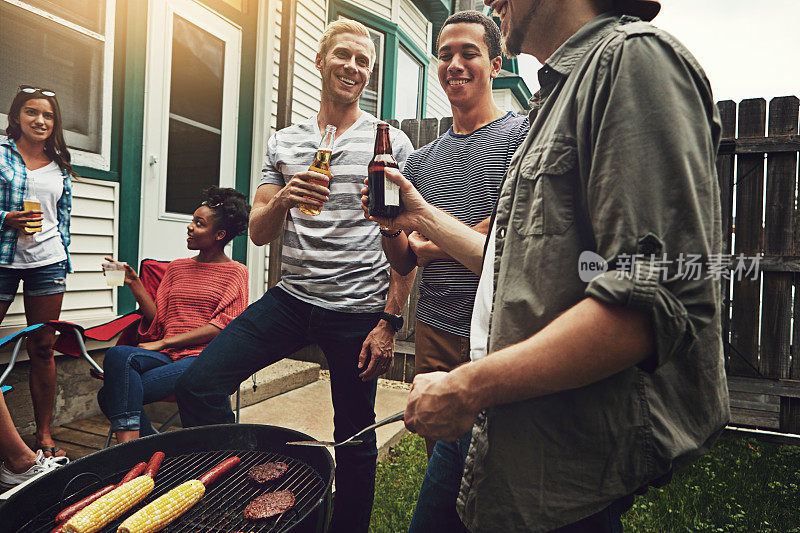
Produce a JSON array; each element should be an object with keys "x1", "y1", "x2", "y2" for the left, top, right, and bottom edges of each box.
[{"x1": 0, "y1": 138, "x2": 72, "y2": 271}]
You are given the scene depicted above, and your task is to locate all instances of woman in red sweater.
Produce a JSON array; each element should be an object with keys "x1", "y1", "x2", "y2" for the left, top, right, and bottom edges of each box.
[{"x1": 97, "y1": 186, "x2": 250, "y2": 443}]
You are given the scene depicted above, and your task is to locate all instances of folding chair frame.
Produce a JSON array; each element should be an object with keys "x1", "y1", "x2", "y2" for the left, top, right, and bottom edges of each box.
[{"x1": 0, "y1": 324, "x2": 47, "y2": 389}]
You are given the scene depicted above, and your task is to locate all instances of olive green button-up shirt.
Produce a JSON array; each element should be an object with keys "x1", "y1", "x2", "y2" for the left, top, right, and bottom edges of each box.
[{"x1": 457, "y1": 13, "x2": 729, "y2": 532}]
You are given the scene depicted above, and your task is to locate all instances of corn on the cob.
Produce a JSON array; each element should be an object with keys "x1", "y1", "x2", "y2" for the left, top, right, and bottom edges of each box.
[
  {"x1": 63, "y1": 475, "x2": 155, "y2": 533},
  {"x1": 117, "y1": 480, "x2": 205, "y2": 533}
]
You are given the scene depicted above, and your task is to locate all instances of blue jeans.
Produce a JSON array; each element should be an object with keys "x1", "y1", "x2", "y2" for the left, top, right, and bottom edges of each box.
[
  {"x1": 409, "y1": 431, "x2": 472, "y2": 532},
  {"x1": 97, "y1": 346, "x2": 195, "y2": 435},
  {"x1": 0, "y1": 259, "x2": 68, "y2": 301},
  {"x1": 410, "y1": 431, "x2": 633, "y2": 533},
  {"x1": 175, "y1": 287, "x2": 381, "y2": 533}
]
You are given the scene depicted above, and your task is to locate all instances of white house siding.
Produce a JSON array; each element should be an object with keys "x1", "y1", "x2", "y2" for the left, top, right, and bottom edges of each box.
[
  {"x1": 270, "y1": 0, "x2": 281, "y2": 133},
  {"x1": 493, "y1": 88, "x2": 526, "y2": 114},
  {"x1": 426, "y1": 56, "x2": 450, "y2": 118},
  {"x1": 270, "y1": 0, "x2": 325, "y2": 130},
  {"x1": 350, "y1": 0, "x2": 392, "y2": 20},
  {"x1": 0, "y1": 177, "x2": 118, "y2": 337},
  {"x1": 292, "y1": 3, "x2": 325, "y2": 124},
  {"x1": 397, "y1": 0, "x2": 428, "y2": 52}
]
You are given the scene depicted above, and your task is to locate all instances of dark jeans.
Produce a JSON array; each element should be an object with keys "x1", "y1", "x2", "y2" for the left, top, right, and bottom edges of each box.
[
  {"x1": 97, "y1": 346, "x2": 195, "y2": 435},
  {"x1": 408, "y1": 431, "x2": 472, "y2": 533},
  {"x1": 175, "y1": 286, "x2": 381, "y2": 533},
  {"x1": 410, "y1": 431, "x2": 634, "y2": 533}
]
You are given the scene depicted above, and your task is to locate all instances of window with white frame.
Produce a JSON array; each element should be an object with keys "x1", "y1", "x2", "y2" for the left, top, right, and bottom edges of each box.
[
  {"x1": 0, "y1": 0, "x2": 115, "y2": 169},
  {"x1": 394, "y1": 45, "x2": 423, "y2": 121}
]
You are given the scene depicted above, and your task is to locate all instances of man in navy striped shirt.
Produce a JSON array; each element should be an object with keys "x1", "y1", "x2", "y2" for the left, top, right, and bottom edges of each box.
[{"x1": 378, "y1": 11, "x2": 528, "y2": 532}]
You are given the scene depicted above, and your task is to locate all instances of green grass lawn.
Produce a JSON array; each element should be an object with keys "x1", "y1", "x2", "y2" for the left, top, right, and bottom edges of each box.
[{"x1": 370, "y1": 432, "x2": 800, "y2": 532}]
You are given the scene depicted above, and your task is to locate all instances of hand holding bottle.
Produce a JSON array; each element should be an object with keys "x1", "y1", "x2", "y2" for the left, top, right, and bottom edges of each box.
[
  {"x1": 361, "y1": 167, "x2": 431, "y2": 232},
  {"x1": 275, "y1": 171, "x2": 331, "y2": 211}
]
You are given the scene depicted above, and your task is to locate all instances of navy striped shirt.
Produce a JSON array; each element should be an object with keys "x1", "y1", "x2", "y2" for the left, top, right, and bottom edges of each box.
[
  {"x1": 260, "y1": 113, "x2": 413, "y2": 312},
  {"x1": 405, "y1": 111, "x2": 529, "y2": 337}
]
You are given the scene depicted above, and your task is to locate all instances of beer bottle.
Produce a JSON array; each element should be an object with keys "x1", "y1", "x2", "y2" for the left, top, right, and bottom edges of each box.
[
  {"x1": 368, "y1": 123, "x2": 400, "y2": 218},
  {"x1": 299, "y1": 124, "x2": 336, "y2": 216}
]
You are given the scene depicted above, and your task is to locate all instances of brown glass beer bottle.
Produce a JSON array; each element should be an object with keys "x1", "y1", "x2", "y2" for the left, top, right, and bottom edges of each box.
[
  {"x1": 299, "y1": 124, "x2": 336, "y2": 216},
  {"x1": 368, "y1": 123, "x2": 400, "y2": 218}
]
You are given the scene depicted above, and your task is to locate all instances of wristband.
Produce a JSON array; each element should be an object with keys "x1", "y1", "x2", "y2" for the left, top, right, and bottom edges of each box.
[
  {"x1": 380, "y1": 228, "x2": 402, "y2": 238},
  {"x1": 379, "y1": 312, "x2": 404, "y2": 332}
]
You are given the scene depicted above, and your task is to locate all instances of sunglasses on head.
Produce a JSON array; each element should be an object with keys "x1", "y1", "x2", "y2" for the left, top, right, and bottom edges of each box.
[
  {"x1": 18, "y1": 86, "x2": 56, "y2": 97},
  {"x1": 201, "y1": 200, "x2": 223, "y2": 208}
]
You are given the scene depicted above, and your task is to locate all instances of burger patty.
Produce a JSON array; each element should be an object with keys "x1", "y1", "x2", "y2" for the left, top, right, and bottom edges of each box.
[
  {"x1": 243, "y1": 490, "x2": 296, "y2": 520},
  {"x1": 247, "y1": 462, "x2": 289, "y2": 484}
]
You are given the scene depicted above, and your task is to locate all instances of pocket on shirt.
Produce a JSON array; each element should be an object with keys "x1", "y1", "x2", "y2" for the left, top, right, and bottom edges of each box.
[
  {"x1": 0, "y1": 164, "x2": 15, "y2": 183},
  {"x1": 512, "y1": 137, "x2": 577, "y2": 236}
]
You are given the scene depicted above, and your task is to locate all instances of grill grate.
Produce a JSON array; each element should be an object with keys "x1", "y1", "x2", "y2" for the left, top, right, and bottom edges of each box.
[{"x1": 20, "y1": 449, "x2": 327, "y2": 533}]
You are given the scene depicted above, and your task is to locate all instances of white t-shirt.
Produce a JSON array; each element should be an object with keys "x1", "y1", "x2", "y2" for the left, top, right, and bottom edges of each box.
[
  {"x1": 469, "y1": 221, "x2": 496, "y2": 362},
  {"x1": 10, "y1": 161, "x2": 67, "y2": 268}
]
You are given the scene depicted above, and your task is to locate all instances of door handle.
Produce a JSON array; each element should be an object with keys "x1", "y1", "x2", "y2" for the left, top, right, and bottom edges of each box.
[{"x1": 149, "y1": 155, "x2": 158, "y2": 166}]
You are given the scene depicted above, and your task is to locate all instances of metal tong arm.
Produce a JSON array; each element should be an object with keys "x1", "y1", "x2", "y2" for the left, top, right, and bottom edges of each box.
[{"x1": 341, "y1": 410, "x2": 405, "y2": 446}]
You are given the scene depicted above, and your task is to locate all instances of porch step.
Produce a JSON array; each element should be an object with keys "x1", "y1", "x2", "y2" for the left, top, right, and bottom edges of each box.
[
  {"x1": 144, "y1": 359, "x2": 320, "y2": 422},
  {"x1": 237, "y1": 359, "x2": 321, "y2": 408},
  {"x1": 238, "y1": 373, "x2": 410, "y2": 461}
]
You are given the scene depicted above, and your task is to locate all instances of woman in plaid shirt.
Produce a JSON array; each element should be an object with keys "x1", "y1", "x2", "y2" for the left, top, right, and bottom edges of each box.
[{"x1": 0, "y1": 86, "x2": 75, "y2": 458}]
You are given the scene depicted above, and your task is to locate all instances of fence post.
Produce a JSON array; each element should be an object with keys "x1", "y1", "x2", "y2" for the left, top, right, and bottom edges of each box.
[
  {"x1": 401, "y1": 119, "x2": 421, "y2": 149},
  {"x1": 419, "y1": 118, "x2": 439, "y2": 147},
  {"x1": 761, "y1": 97, "x2": 800, "y2": 431},
  {"x1": 716, "y1": 100, "x2": 736, "y2": 370},
  {"x1": 729, "y1": 98, "x2": 766, "y2": 377},
  {"x1": 439, "y1": 116, "x2": 453, "y2": 136}
]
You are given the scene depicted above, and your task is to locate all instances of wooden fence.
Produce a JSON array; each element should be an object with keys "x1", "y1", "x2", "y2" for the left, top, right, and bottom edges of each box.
[
  {"x1": 291, "y1": 102, "x2": 800, "y2": 435},
  {"x1": 720, "y1": 96, "x2": 800, "y2": 434}
]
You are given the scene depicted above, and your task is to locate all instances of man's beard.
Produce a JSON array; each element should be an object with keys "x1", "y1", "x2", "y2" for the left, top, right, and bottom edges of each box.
[
  {"x1": 501, "y1": 0, "x2": 541, "y2": 58},
  {"x1": 322, "y1": 84, "x2": 359, "y2": 105},
  {"x1": 501, "y1": 24, "x2": 525, "y2": 57}
]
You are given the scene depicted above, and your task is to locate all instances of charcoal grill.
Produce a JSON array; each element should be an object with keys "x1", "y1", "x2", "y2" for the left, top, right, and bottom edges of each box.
[{"x1": 0, "y1": 424, "x2": 333, "y2": 533}]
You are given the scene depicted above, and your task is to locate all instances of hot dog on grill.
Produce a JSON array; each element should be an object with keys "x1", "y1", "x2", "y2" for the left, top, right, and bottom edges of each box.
[
  {"x1": 52, "y1": 459, "x2": 146, "y2": 527},
  {"x1": 144, "y1": 451, "x2": 165, "y2": 479},
  {"x1": 53, "y1": 484, "x2": 115, "y2": 524},
  {"x1": 198, "y1": 456, "x2": 241, "y2": 486},
  {"x1": 117, "y1": 462, "x2": 147, "y2": 487}
]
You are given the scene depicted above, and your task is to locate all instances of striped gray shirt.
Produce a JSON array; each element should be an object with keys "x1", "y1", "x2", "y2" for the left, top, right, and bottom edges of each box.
[
  {"x1": 260, "y1": 113, "x2": 413, "y2": 312},
  {"x1": 406, "y1": 112, "x2": 529, "y2": 337}
]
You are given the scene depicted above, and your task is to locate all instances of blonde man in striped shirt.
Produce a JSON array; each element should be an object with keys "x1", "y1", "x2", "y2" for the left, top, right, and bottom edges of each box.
[{"x1": 176, "y1": 19, "x2": 415, "y2": 533}]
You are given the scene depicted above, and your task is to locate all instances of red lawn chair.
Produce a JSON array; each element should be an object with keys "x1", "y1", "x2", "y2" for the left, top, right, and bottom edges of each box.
[
  {"x1": 44, "y1": 259, "x2": 242, "y2": 447},
  {"x1": 48, "y1": 259, "x2": 169, "y2": 370},
  {"x1": 47, "y1": 260, "x2": 179, "y2": 447}
]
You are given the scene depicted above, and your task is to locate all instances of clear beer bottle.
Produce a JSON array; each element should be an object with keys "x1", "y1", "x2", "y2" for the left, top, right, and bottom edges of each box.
[
  {"x1": 368, "y1": 123, "x2": 400, "y2": 218},
  {"x1": 299, "y1": 124, "x2": 336, "y2": 216}
]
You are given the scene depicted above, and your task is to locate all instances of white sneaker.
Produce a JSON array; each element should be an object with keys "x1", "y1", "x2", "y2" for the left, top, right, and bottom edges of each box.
[{"x1": 0, "y1": 450, "x2": 69, "y2": 486}]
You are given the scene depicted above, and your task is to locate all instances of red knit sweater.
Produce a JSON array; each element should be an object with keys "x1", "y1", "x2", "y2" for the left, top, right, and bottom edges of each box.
[{"x1": 138, "y1": 258, "x2": 248, "y2": 361}]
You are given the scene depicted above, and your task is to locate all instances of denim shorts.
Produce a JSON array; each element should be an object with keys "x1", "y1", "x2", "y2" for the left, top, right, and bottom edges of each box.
[{"x1": 0, "y1": 260, "x2": 68, "y2": 301}]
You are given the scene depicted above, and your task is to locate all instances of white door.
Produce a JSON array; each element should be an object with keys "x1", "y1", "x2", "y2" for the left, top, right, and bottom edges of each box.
[{"x1": 141, "y1": 0, "x2": 241, "y2": 260}]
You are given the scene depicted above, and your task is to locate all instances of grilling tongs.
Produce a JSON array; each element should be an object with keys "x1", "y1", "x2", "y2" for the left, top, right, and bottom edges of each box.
[{"x1": 285, "y1": 410, "x2": 405, "y2": 447}]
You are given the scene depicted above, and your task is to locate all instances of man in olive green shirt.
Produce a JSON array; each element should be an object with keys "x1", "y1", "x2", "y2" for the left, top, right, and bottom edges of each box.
[{"x1": 362, "y1": 0, "x2": 729, "y2": 531}]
